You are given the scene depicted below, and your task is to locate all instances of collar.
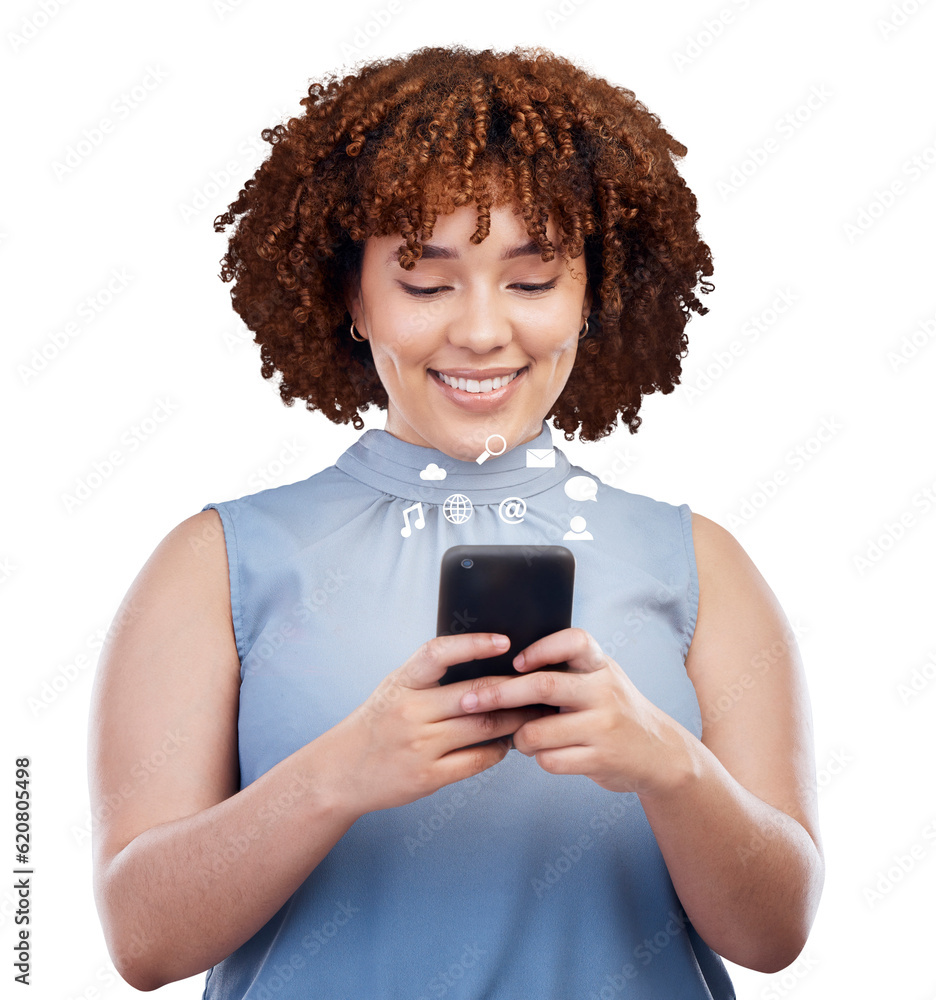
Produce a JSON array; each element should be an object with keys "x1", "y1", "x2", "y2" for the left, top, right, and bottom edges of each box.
[{"x1": 334, "y1": 420, "x2": 571, "y2": 504}]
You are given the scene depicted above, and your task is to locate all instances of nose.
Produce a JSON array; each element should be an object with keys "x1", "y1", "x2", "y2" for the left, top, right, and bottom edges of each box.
[{"x1": 444, "y1": 290, "x2": 513, "y2": 354}]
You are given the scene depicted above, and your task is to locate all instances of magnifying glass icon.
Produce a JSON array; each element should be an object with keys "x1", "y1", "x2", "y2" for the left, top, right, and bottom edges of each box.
[{"x1": 476, "y1": 433, "x2": 507, "y2": 465}]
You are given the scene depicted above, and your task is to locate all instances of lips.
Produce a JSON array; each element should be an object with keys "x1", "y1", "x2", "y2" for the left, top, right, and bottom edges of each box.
[
  {"x1": 430, "y1": 368, "x2": 525, "y2": 394},
  {"x1": 429, "y1": 365, "x2": 528, "y2": 411}
]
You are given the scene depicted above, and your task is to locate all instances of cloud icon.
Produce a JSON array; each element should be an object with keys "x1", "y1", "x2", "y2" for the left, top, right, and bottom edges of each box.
[
  {"x1": 564, "y1": 475, "x2": 598, "y2": 502},
  {"x1": 419, "y1": 463, "x2": 447, "y2": 481}
]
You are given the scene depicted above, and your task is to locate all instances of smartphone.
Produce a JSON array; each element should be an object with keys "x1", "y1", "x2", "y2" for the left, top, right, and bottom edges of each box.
[{"x1": 436, "y1": 545, "x2": 575, "y2": 695}]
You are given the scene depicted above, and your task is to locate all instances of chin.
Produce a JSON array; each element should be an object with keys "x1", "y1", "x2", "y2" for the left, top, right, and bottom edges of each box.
[{"x1": 437, "y1": 433, "x2": 484, "y2": 462}]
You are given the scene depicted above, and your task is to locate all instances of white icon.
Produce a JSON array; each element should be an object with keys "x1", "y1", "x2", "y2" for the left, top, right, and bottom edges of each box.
[
  {"x1": 565, "y1": 475, "x2": 598, "y2": 502},
  {"x1": 563, "y1": 515, "x2": 593, "y2": 540},
  {"x1": 443, "y1": 493, "x2": 473, "y2": 524},
  {"x1": 498, "y1": 496, "x2": 526, "y2": 524},
  {"x1": 526, "y1": 448, "x2": 555, "y2": 468},
  {"x1": 400, "y1": 501, "x2": 426, "y2": 537},
  {"x1": 476, "y1": 434, "x2": 507, "y2": 465},
  {"x1": 420, "y1": 463, "x2": 447, "y2": 481}
]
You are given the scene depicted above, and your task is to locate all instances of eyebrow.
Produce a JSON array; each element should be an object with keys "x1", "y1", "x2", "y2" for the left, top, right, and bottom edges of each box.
[{"x1": 384, "y1": 238, "x2": 553, "y2": 265}]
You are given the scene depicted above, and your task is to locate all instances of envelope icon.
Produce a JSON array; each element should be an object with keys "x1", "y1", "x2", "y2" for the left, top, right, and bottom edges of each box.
[{"x1": 526, "y1": 448, "x2": 555, "y2": 468}]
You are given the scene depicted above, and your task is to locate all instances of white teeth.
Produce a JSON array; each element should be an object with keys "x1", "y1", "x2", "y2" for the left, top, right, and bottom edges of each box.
[{"x1": 436, "y1": 369, "x2": 521, "y2": 393}]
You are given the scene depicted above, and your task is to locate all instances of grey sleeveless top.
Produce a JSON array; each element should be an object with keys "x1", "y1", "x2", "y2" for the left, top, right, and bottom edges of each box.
[{"x1": 200, "y1": 419, "x2": 734, "y2": 999}]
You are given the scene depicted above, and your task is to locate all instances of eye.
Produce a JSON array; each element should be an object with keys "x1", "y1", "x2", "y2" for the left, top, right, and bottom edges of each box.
[
  {"x1": 401, "y1": 284, "x2": 449, "y2": 297},
  {"x1": 399, "y1": 280, "x2": 559, "y2": 297}
]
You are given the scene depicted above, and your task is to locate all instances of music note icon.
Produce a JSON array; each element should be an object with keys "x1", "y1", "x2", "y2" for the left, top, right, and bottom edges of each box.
[{"x1": 400, "y1": 501, "x2": 426, "y2": 538}]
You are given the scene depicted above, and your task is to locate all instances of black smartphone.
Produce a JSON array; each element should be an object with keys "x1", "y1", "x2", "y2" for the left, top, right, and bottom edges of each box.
[{"x1": 436, "y1": 545, "x2": 575, "y2": 700}]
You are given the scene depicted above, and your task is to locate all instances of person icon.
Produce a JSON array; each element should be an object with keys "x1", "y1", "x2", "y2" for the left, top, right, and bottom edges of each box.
[{"x1": 562, "y1": 515, "x2": 593, "y2": 540}]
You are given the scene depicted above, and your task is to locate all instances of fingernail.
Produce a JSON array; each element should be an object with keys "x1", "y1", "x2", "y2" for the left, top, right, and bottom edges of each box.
[
  {"x1": 462, "y1": 692, "x2": 479, "y2": 710},
  {"x1": 492, "y1": 635, "x2": 510, "y2": 648},
  {"x1": 513, "y1": 652, "x2": 525, "y2": 669}
]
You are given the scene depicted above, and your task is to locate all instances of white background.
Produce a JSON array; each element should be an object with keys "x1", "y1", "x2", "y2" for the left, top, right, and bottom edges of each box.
[{"x1": 3, "y1": 0, "x2": 935, "y2": 997}]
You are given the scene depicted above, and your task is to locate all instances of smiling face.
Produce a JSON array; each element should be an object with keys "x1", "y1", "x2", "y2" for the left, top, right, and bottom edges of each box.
[{"x1": 345, "y1": 201, "x2": 593, "y2": 462}]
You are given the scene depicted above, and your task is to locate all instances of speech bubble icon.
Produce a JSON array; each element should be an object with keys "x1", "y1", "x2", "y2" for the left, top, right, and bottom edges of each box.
[{"x1": 564, "y1": 475, "x2": 598, "y2": 502}]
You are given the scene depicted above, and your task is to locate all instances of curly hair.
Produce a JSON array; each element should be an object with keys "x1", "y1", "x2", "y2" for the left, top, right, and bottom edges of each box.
[{"x1": 214, "y1": 44, "x2": 714, "y2": 441}]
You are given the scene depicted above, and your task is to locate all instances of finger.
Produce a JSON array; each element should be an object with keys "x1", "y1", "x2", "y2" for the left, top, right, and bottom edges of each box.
[
  {"x1": 398, "y1": 633, "x2": 511, "y2": 691},
  {"x1": 443, "y1": 704, "x2": 554, "y2": 750},
  {"x1": 433, "y1": 738, "x2": 512, "y2": 786},
  {"x1": 459, "y1": 668, "x2": 591, "y2": 715},
  {"x1": 511, "y1": 627, "x2": 605, "y2": 675},
  {"x1": 526, "y1": 745, "x2": 596, "y2": 776},
  {"x1": 510, "y1": 710, "x2": 596, "y2": 758},
  {"x1": 424, "y1": 671, "x2": 522, "y2": 723}
]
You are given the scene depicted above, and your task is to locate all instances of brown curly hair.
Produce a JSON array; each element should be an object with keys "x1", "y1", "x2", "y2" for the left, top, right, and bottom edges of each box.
[{"x1": 214, "y1": 44, "x2": 714, "y2": 441}]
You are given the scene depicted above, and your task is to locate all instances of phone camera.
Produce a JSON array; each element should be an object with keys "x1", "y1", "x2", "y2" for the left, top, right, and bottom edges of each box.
[{"x1": 460, "y1": 558, "x2": 474, "y2": 569}]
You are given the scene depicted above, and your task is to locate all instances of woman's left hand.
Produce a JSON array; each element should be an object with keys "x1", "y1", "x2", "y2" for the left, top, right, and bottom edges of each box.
[{"x1": 459, "y1": 627, "x2": 692, "y2": 797}]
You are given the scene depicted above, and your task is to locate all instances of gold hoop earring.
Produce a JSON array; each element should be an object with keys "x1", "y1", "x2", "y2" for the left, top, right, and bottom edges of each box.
[
  {"x1": 350, "y1": 320, "x2": 366, "y2": 343},
  {"x1": 578, "y1": 319, "x2": 589, "y2": 340}
]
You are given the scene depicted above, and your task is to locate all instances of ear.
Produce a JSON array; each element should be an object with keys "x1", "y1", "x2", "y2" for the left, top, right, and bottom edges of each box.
[
  {"x1": 344, "y1": 281, "x2": 371, "y2": 342},
  {"x1": 582, "y1": 283, "x2": 594, "y2": 322},
  {"x1": 344, "y1": 280, "x2": 361, "y2": 327}
]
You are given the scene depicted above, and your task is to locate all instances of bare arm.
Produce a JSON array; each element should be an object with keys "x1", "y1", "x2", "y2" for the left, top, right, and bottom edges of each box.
[
  {"x1": 88, "y1": 511, "x2": 360, "y2": 990},
  {"x1": 637, "y1": 512, "x2": 824, "y2": 972},
  {"x1": 89, "y1": 509, "x2": 539, "y2": 991}
]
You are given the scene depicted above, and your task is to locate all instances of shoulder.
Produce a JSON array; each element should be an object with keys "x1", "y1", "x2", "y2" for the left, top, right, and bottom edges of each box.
[
  {"x1": 690, "y1": 509, "x2": 738, "y2": 550},
  {"x1": 687, "y1": 511, "x2": 781, "y2": 614},
  {"x1": 587, "y1": 472, "x2": 693, "y2": 554},
  {"x1": 688, "y1": 511, "x2": 745, "y2": 570},
  {"x1": 203, "y1": 463, "x2": 356, "y2": 518},
  {"x1": 135, "y1": 510, "x2": 233, "y2": 620},
  {"x1": 577, "y1": 463, "x2": 687, "y2": 527}
]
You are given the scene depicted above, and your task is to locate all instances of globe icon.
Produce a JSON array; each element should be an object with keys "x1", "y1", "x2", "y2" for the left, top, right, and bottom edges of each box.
[{"x1": 443, "y1": 493, "x2": 473, "y2": 524}]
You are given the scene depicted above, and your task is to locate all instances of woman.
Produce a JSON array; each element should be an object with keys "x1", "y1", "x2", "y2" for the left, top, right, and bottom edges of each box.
[{"x1": 88, "y1": 45, "x2": 823, "y2": 998}]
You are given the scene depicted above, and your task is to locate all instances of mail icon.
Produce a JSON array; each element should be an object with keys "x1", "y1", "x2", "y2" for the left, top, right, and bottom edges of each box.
[{"x1": 526, "y1": 448, "x2": 555, "y2": 468}]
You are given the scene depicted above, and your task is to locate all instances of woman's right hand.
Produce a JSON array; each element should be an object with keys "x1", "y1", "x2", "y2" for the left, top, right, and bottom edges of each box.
[{"x1": 327, "y1": 633, "x2": 550, "y2": 816}]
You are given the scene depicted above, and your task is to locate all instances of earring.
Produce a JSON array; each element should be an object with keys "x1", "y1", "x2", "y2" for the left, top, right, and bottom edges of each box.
[
  {"x1": 578, "y1": 319, "x2": 589, "y2": 340},
  {"x1": 350, "y1": 320, "x2": 366, "y2": 342}
]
